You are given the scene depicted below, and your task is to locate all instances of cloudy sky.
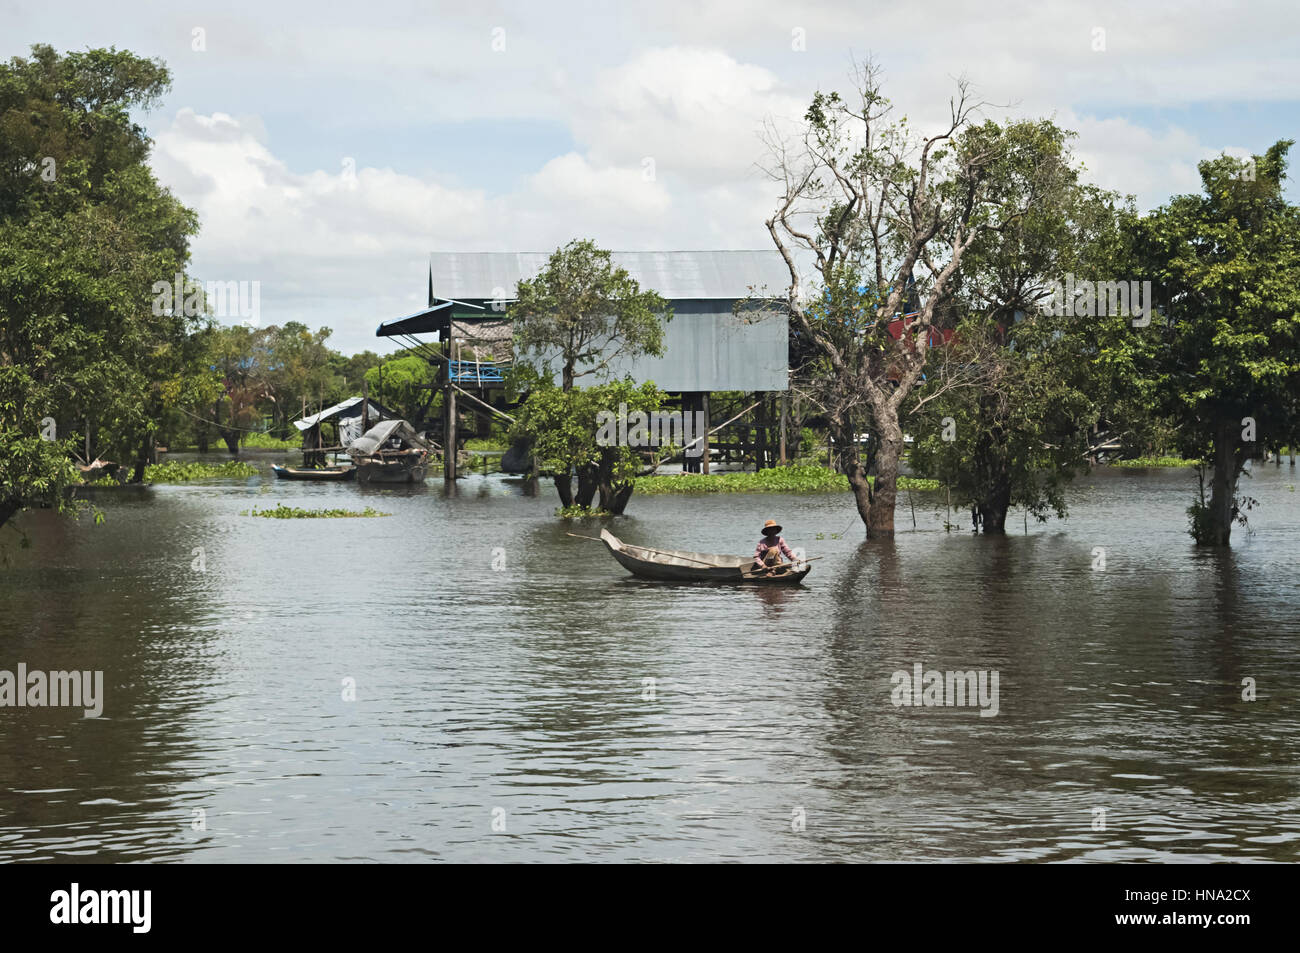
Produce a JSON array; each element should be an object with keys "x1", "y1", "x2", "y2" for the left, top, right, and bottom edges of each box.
[{"x1": 5, "y1": 0, "x2": 1297, "y2": 353}]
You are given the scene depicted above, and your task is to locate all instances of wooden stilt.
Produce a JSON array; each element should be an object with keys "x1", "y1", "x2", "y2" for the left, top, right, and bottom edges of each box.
[
  {"x1": 701, "y1": 392, "x2": 711, "y2": 475},
  {"x1": 779, "y1": 392, "x2": 789, "y2": 465},
  {"x1": 444, "y1": 338, "x2": 458, "y2": 484}
]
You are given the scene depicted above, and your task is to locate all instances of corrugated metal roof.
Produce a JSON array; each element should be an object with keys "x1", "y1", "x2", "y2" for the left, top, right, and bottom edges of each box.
[
  {"x1": 430, "y1": 250, "x2": 791, "y2": 301},
  {"x1": 293, "y1": 397, "x2": 389, "y2": 431}
]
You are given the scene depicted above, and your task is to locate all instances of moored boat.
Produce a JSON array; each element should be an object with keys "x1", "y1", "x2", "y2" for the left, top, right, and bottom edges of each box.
[
  {"x1": 354, "y1": 453, "x2": 428, "y2": 483},
  {"x1": 347, "y1": 419, "x2": 432, "y2": 484},
  {"x1": 271, "y1": 464, "x2": 356, "y2": 481},
  {"x1": 598, "y1": 528, "x2": 811, "y2": 585}
]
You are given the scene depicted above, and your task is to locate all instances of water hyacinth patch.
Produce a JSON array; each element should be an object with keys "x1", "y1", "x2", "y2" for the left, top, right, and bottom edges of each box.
[
  {"x1": 241, "y1": 505, "x2": 389, "y2": 519},
  {"x1": 145, "y1": 461, "x2": 259, "y2": 482},
  {"x1": 1109, "y1": 457, "x2": 1200, "y2": 468},
  {"x1": 634, "y1": 465, "x2": 940, "y2": 495}
]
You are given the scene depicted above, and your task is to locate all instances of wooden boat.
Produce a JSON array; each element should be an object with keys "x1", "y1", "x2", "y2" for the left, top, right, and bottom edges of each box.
[
  {"x1": 598, "y1": 529, "x2": 811, "y2": 585},
  {"x1": 347, "y1": 419, "x2": 432, "y2": 484},
  {"x1": 271, "y1": 464, "x2": 355, "y2": 481},
  {"x1": 354, "y1": 451, "x2": 428, "y2": 484}
]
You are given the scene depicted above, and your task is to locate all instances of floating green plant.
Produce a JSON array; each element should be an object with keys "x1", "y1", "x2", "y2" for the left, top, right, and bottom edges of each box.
[
  {"x1": 241, "y1": 504, "x2": 389, "y2": 519},
  {"x1": 145, "y1": 461, "x2": 259, "y2": 482},
  {"x1": 634, "y1": 465, "x2": 939, "y2": 495}
]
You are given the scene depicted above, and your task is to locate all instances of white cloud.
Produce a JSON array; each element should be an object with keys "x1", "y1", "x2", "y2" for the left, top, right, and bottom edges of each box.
[
  {"x1": 528, "y1": 152, "x2": 671, "y2": 220},
  {"x1": 1063, "y1": 111, "x2": 1208, "y2": 208},
  {"x1": 575, "y1": 47, "x2": 807, "y2": 183},
  {"x1": 149, "y1": 99, "x2": 751, "y2": 353},
  {"x1": 126, "y1": 16, "x2": 1298, "y2": 353}
]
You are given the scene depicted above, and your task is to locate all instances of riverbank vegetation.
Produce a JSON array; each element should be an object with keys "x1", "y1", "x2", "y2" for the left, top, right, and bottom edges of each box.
[
  {"x1": 1110, "y1": 457, "x2": 1200, "y2": 468},
  {"x1": 0, "y1": 45, "x2": 402, "y2": 532},
  {"x1": 635, "y1": 465, "x2": 940, "y2": 495},
  {"x1": 238, "y1": 432, "x2": 300, "y2": 451}
]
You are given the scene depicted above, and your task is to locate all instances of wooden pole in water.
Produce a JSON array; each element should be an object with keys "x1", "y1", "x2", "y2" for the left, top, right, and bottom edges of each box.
[
  {"x1": 444, "y1": 337, "x2": 458, "y2": 484},
  {"x1": 779, "y1": 391, "x2": 789, "y2": 465},
  {"x1": 701, "y1": 392, "x2": 711, "y2": 475}
]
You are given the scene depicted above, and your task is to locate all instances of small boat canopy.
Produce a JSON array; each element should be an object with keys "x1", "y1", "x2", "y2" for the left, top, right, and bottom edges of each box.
[{"x1": 347, "y1": 419, "x2": 431, "y2": 456}]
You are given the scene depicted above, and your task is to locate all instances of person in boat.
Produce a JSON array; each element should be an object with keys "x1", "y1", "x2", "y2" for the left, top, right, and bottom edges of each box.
[{"x1": 754, "y1": 519, "x2": 796, "y2": 573}]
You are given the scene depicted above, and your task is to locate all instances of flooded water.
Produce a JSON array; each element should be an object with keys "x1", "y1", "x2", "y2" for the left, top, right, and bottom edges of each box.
[{"x1": 1, "y1": 460, "x2": 1298, "y2": 862}]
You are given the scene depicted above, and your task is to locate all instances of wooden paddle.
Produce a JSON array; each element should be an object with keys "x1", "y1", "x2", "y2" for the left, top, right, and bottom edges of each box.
[
  {"x1": 565, "y1": 532, "x2": 722, "y2": 568},
  {"x1": 741, "y1": 556, "x2": 825, "y2": 580}
]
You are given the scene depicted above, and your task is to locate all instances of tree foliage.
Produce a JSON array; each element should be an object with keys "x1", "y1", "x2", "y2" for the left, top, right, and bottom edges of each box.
[
  {"x1": 1135, "y1": 140, "x2": 1300, "y2": 544},
  {"x1": 364, "y1": 354, "x2": 438, "y2": 425},
  {"x1": 908, "y1": 120, "x2": 1134, "y2": 531},
  {"x1": 0, "y1": 44, "x2": 202, "y2": 527},
  {"x1": 512, "y1": 379, "x2": 664, "y2": 515},
  {"x1": 512, "y1": 239, "x2": 672, "y2": 391}
]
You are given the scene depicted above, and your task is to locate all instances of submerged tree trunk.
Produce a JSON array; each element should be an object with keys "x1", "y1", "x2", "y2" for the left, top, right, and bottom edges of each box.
[
  {"x1": 837, "y1": 415, "x2": 875, "y2": 531},
  {"x1": 553, "y1": 473, "x2": 574, "y2": 508},
  {"x1": 130, "y1": 430, "x2": 153, "y2": 483},
  {"x1": 600, "y1": 481, "x2": 635, "y2": 515},
  {"x1": 837, "y1": 416, "x2": 902, "y2": 539},
  {"x1": 1202, "y1": 419, "x2": 1245, "y2": 546},
  {"x1": 976, "y1": 482, "x2": 1012, "y2": 534},
  {"x1": 868, "y1": 429, "x2": 904, "y2": 538},
  {"x1": 845, "y1": 459, "x2": 874, "y2": 529},
  {"x1": 574, "y1": 466, "x2": 599, "y2": 509},
  {"x1": 214, "y1": 400, "x2": 239, "y2": 455}
]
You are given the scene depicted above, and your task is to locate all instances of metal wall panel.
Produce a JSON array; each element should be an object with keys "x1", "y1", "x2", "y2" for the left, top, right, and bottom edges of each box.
[
  {"x1": 527, "y1": 301, "x2": 788, "y2": 392},
  {"x1": 611, "y1": 301, "x2": 787, "y2": 392}
]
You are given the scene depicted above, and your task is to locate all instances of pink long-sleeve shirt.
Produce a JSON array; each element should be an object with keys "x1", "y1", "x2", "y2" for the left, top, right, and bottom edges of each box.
[{"x1": 754, "y1": 536, "x2": 795, "y2": 564}]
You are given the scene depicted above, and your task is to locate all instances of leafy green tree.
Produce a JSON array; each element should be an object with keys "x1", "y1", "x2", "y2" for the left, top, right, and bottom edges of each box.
[
  {"x1": 0, "y1": 45, "x2": 200, "y2": 527},
  {"x1": 509, "y1": 239, "x2": 672, "y2": 508},
  {"x1": 363, "y1": 354, "x2": 439, "y2": 425},
  {"x1": 512, "y1": 379, "x2": 665, "y2": 514},
  {"x1": 511, "y1": 239, "x2": 672, "y2": 392},
  {"x1": 209, "y1": 325, "x2": 275, "y2": 454},
  {"x1": 910, "y1": 313, "x2": 1107, "y2": 531},
  {"x1": 266, "y1": 322, "x2": 339, "y2": 434},
  {"x1": 909, "y1": 121, "x2": 1133, "y2": 532},
  {"x1": 1135, "y1": 141, "x2": 1300, "y2": 545},
  {"x1": 330, "y1": 349, "x2": 386, "y2": 401}
]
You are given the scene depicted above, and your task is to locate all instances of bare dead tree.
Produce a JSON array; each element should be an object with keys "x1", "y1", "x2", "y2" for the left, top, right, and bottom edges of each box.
[{"x1": 759, "y1": 58, "x2": 1031, "y2": 537}]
